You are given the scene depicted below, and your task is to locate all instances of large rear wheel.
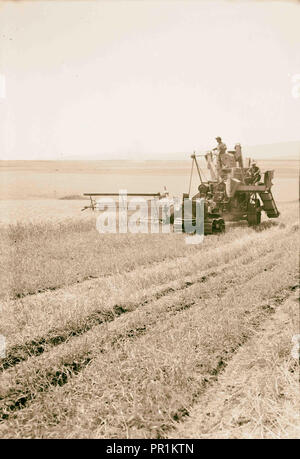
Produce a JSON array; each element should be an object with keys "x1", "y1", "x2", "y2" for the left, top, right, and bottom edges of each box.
[
  {"x1": 212, "y1": 218, "x2": 225, "y2": 233},
  {"x1": 247, "y1": 202, "x2": 261, "y2": 226}
]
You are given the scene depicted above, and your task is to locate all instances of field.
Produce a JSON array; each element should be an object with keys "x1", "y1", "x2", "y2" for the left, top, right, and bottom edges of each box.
[{"x1": 0, "y1": 160, "x2": 299, "y2": 439}]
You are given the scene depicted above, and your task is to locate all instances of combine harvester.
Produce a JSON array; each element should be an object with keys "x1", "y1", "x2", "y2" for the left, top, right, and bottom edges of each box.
[
  {"x1": 183, "y1": 143, "x2": 280, "y2": 232},
  {"x1": 83, "y1": 143, "x2": 280, "y2": 234}
]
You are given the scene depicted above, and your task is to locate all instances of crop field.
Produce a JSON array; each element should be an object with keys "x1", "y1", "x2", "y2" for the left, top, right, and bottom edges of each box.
[{"x1": 0, "y1": 160, "x2": 299, "y2": 439}]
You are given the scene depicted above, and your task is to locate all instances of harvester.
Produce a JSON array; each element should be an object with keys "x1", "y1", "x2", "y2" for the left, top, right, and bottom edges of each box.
[
  {"x1": 83, "y1": 143, "x2": 280, "y2": 234},
  {"x1": 176, "y1": 143, "x2": 280, "y2": 233}
]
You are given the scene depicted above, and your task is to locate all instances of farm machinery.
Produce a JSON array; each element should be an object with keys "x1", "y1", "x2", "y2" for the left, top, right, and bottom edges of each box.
[
  {"x1": 179, "y1": 143, "x2": 280, "y2": 233},
  {"x1": 83, "y1": 143, "x2": 280, "y2": 234}
]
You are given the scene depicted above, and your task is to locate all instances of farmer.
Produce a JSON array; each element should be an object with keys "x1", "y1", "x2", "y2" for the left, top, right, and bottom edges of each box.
[
  {"x1": 249, "y1": 162, "x2": 261, "y2": 184},
  {"x1": 213, "y1": 136, "x2": 227, "y2": 168}
]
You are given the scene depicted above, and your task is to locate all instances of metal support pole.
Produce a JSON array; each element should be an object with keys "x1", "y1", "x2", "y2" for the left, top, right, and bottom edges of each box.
[{"x1": 194, "y1": 154, "x2": 203, "y2": 184}]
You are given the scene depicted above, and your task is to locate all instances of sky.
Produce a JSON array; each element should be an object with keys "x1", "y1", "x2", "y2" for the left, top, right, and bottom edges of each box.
[{"x1": 0, "y1": 0, "x2": 299, "y2": 160}]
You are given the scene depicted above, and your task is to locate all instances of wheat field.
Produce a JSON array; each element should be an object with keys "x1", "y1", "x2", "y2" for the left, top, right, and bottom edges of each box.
[{"x1": 0, "y1": 160, "x2": 299, "y2": 439}]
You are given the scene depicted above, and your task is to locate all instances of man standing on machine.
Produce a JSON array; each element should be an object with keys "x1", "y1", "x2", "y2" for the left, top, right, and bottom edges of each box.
[{"x1": 213, "y1": 136, "x2": 227, "y2": 168}]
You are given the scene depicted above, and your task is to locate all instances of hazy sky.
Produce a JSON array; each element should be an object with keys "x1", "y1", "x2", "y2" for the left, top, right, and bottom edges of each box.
[{"x1": 0, "y1": 0, "x2": 299, "y2": 159}]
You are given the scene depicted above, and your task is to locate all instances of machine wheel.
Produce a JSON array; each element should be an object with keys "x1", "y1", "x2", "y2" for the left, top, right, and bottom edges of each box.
[
  {"x1": 220, "y1": 220, "x2": 226, "y2": 232},
  {"x1": 256, "y1": 210, "x2": 261, "y2": 224},
  {"x1": 204, "y1": 221, "x2": 213, "y2": 235},
  {"x1": 247, "y1": 203, "x2": 261, "y2": 226},
  {"x1": 212, "y1": 219, "x2": 225, "y2": 233}
]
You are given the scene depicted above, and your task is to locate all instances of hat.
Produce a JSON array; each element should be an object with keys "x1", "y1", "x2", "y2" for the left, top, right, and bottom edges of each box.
[{"x1": 215, "y1": 136, "x2": 221, "y2": 141}]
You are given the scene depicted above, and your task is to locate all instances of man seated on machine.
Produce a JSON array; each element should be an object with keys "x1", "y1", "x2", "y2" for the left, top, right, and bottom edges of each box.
[{"x1": 245, "y1": 162, "x2": 261, "y2": 184}]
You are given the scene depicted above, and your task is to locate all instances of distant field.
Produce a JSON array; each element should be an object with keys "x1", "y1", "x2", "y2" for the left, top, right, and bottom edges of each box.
[
  {"x1": 0, "y1": 159, "x2": 298, "y2": 202},
  {"x1": 0, "y1": 199, "x2": 92, "y2": 225},
  {"x1": 0, "y1": 160, "x2": 298, "y2": 224},
  {"x1": 0, "y1": 204, "x2": 298, "y2": 438}
]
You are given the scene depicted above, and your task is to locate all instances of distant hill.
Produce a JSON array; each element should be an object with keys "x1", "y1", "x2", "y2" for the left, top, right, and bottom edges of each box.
[
  {"x1": 243, "y1": 141, "x2": 300, "y2": 161},
  {"x1": 2, "y1": 141, "x2": 297, "y2": 161}
]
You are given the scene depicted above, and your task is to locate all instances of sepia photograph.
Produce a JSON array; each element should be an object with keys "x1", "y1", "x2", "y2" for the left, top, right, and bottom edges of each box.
[{"x1": 0, "y1": 0, "x2": 299, "y2": 444}]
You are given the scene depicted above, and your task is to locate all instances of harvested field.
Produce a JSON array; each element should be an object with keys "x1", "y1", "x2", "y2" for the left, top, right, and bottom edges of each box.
[{"x1": 0, "y1": 160, "x2": 299, "y2": 439}]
